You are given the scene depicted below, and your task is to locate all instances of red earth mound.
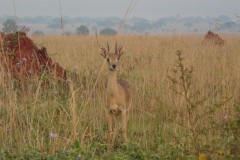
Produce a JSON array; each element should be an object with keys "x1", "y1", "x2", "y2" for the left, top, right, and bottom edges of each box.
[
  {"x1": 202, "y1": 31, "x2": 225, "y2": 46},
  {"x1": 0, "y1": 31, "x2": 67, "y2": 81}
]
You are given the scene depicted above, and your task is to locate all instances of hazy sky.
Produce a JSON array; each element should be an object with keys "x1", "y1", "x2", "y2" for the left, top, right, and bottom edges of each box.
[{"x1": 0, "y1": 0, "x2": 239, "y2": 19}]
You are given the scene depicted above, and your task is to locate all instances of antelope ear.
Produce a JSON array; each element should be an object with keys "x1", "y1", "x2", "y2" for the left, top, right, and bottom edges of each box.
[
  {"x1": 118, "y1": 46, "x2": 124, "y2": 59},
  {"x1": 99, "y1": 47, "x2": 107, "y2": 58}
]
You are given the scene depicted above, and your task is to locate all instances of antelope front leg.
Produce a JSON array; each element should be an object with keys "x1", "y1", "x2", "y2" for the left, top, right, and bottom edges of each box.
[
  {"x1": 106, "y1": 112, "x2": 113, "y2": 146},
  {"x1": 111, "y1": 116, "x2": 118, "y2": 147},
  {"x1": 122, "y1": 109, "x2": 127, "y2": 144}
]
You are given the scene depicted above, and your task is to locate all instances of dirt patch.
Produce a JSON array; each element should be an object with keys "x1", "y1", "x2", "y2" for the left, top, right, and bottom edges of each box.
[
  {"x1": 202, "y1": 31, "x2": 225, "y2": 46},
  {"x1": 0, "y1": 31, "x2": 67, "y2": 81}
]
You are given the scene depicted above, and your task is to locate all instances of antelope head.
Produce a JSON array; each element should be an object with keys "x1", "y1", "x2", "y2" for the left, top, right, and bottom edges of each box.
[{"x1": 99, "y1": 42, "x2": 124, "y2": 71}]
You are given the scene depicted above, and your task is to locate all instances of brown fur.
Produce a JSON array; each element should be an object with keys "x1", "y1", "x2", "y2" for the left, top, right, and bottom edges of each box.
[
  {"x1": 100, "y1": 42, "x2": 131, "y2": 149},
  {"x1": 117, "y1": 79, "x2": 131, "y2": 104}
]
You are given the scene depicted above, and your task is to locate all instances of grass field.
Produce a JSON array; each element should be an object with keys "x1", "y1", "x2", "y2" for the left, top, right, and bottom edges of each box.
[{"x1": 0, "y1": 34, "x2": 240, "y2": 159}]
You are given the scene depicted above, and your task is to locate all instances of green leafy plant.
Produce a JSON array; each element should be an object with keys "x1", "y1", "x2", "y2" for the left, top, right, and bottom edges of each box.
[{"x1": 167, "y1": 50, "x2": 232, "y2": 158}]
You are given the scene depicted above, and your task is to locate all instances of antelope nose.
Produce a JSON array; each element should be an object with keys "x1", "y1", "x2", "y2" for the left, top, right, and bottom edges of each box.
[{"x1": 112, "y1": 64, "x2": 116, "y2": 69}]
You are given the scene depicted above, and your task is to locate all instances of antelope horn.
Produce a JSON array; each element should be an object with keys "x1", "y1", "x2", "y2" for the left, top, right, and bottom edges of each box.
[
  {"x1": 107, "y1": 42, "x2": 110, "y2": 53},
  {"x1": 115, "y1": 41, "x2": 118, "y2": 54}
]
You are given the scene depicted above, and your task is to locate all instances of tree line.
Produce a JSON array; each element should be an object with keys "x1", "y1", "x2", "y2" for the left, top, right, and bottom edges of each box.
[{"x1": 1, "y1": 19, "x2": 117, "y2": 36}]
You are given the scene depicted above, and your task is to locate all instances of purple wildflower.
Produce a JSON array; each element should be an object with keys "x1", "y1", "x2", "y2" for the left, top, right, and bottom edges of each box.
[
  {"x1": 223, "y1": 115, "x2": 229, "y2": 122},
  {"x1": 77, "y1": 154, "x2": 81, "y2": 160},
  {"x1": 20, "y1": 24, "x2": 31, "y2": 33},
  {"x1": 50, "y1": 132, "x2": 58, "y2": 139},
  {"x1": 21, "y1": 57, "x2": 27, "y2": 62},
  {"x1": 16, "y1": 57, "x2": 27, "y2": 65}
]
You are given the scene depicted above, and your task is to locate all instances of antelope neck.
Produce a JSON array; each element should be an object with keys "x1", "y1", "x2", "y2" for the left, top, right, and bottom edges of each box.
[{"x1": 107, "y1": 70, "x2": 118, "y2": 92}]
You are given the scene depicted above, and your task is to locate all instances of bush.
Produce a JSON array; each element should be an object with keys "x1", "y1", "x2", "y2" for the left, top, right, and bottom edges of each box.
[
  {"x1": 100, "y1": 28, "x2": 117, "y2": 36},
  {"x1": 2, "y1": 19, "x2": 18, "y2": 33},
  {"x1": 76, "y1": 25, "x2": 89, "y2": 36},
  {"x1": 32, "y1": 30, "x2": 44, "y2": 36}
]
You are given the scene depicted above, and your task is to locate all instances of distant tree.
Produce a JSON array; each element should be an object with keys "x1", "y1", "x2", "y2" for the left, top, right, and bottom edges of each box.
[
  {"x1": 64, "y1": 31, "x2": 72, "y2": 36},
  {"x1": 152, "y1": 20, "x2": 166, "y2": 29},
  {"x1": 130, "y1": 19, "x2": 152, "y2": 32},
  {"x1": 176, "y1": 14, "x2": 181, "y2": 18},
  {"x1": 2, "y1": 19, "x2": 18, "y2": 33},
  {"x1": 192, "y1": 28, "x2": 199, "y2": 33},
  {"x1": 96, "y1": 17, "x2": 121, "y2": 27},
  {"x1": 76, "y1": 25, "x2": 89, "y2": 35},
  {"x1": 100, "y1": 28, "x2": 116, "y2": 36},
  {"x1": 47, "y1": 18, "x2": 67, "y2": 29},
  {"x1": 32, "y1": 30, "x2": 44, "y2": 36},
  {"x1": 184, "y1": 22, "x2": 193, "y2": 29}
]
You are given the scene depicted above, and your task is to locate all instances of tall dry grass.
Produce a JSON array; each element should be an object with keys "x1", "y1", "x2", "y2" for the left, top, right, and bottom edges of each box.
[{"x1": 0, "y1": 34, "x2": 240, "y2": 158}]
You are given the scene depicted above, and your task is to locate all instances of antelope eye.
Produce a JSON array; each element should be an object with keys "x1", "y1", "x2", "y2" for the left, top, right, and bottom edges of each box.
[{"x1": 107, "y1": 58, "x2": 110, "y2": 62}]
